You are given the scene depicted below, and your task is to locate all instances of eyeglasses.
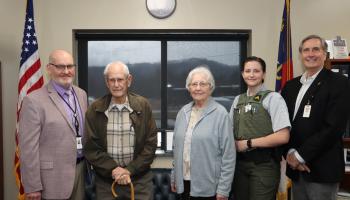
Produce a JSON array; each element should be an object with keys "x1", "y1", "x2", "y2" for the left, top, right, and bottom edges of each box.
[
  {"x1": 49, "y1": 63, "x2": 76, "y2": 71},
  {"x1": 189, "y1": 82, "x2": 210, "y2": 88},
  {"x1": 107, "y1": 77, "x2": 127, "y2": 84}
]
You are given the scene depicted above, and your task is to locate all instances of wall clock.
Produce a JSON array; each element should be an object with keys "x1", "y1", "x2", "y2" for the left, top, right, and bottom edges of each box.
[{"x1": 146, "y1": 0, "x2": 176, "y2": 19}]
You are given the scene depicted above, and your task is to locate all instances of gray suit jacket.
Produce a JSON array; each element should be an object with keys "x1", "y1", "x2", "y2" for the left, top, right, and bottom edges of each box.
[{"x1": 19, "y1": 83, "x2": 87, "y2": 199}]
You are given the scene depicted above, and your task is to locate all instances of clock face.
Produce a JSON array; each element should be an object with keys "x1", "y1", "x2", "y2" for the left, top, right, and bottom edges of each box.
[{"x1": 146, "y1": 0, "x2": 176, "y2": 19}]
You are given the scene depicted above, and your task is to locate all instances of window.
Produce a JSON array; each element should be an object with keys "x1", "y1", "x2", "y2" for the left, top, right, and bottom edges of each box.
[{"x1": 76, "y1": 30, "x2": 249, "y2": 153}]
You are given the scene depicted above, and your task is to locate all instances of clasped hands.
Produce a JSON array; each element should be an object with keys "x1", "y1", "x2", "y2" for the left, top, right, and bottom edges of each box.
[
  {"x1": 112, "y1": 167, "x2": 131, "y2": 185},
  {"x1": 286, "y1": 152, "x2": 311, "y2": 173}
]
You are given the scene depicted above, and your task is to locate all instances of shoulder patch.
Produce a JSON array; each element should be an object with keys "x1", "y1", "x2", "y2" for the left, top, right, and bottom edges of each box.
[{"x1": 253, "y1": 95, "x2": 261, "y2": 102}]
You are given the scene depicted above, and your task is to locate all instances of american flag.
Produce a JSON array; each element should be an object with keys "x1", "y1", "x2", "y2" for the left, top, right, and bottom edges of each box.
[
  {"x1": 14, "y1": 0, "x2": 43, "y2": 199},
  {"x1": 275, "y1": 0, "x2": 293, "y2": 92}
]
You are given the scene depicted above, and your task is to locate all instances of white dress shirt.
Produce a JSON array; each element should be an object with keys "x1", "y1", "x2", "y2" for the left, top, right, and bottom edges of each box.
[{"x1": 289, "y1": 68, "x2": 322, "y2": 163}]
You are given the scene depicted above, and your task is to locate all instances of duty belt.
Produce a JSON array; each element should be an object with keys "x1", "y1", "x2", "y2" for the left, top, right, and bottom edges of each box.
[{"x1": 237, "y1": 148, "x2": 274, "y2": 164}]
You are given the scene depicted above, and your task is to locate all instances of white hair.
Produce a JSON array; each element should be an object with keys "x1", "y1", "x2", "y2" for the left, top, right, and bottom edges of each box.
[
  {"x1": 103, "y1": 61, "x2": 130, "y2": 77},
  {"x1": 185, "y1": 65, "x2": 215, "y2": 92}
]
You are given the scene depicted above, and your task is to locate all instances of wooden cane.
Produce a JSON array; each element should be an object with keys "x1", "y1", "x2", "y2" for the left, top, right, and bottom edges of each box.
[{"x1": 111, "y1": 180, "x2": 135, "y2": 200}]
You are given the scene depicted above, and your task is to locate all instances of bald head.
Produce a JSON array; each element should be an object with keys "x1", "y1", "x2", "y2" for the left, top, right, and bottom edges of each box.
[
  {"x1": 48, "y1": 49, "x2": 74, "y2": 64},
  {"x1": 46, "y1": 49, "x2": 76, "y2": 88}
]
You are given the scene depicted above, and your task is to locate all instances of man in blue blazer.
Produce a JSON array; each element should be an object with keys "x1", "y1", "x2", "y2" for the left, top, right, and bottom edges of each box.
[{"x1": 281, "y1": 35, "x2": 350, "y2": 200}]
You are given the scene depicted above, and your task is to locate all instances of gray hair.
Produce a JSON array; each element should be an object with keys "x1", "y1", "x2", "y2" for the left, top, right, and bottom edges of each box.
[
  {"x1": 103, "y1": 61, "x2": 130, "y2": 78},
  {"x1": 298, "y1": 34, "x2": 328, "y2": 53},
  {"x1": 185, "y1": 65, "x2": 215, "y2": 92}
]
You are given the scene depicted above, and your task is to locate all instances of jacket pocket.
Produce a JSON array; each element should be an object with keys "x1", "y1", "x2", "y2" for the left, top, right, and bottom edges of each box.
[{"x1": 40, "y1": 161, "x2": 53, "y2": 169}]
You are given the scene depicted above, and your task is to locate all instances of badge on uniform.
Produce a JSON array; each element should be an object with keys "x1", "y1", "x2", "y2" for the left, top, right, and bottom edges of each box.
[
  {"x1": 76, "y1": 136, "x2": 83, "y2": 150},
  {"x1": 245, "y1": 104, "x2": 252, "y2": 113},
  {"x1": 253, "y1": 95, "x2": 261, "y2": 102},
  {"x1": 303, "y1": 104, "x2": 311, "y2": 118}
]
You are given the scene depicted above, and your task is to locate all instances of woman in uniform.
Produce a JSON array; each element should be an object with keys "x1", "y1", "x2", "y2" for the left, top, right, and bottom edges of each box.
[{"x1": 229, "y1": 56, "x2": 290, "y2": 200}]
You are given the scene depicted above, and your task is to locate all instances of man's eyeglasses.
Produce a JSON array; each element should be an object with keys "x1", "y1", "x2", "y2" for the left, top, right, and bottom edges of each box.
[{"x1": 49, "y1": 63, "x2": 76, "y2": 71}]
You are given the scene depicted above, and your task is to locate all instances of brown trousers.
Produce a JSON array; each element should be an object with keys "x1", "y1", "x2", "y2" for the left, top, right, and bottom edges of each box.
[{"x1": 95, "y1": 171, "x2": 153, "y2": 200}]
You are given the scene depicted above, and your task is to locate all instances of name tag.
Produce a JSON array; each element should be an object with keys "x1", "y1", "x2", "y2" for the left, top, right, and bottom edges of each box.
[
  {"x1": 303, "y1": 105, "x2": 311, "y2": 118},
  {"x1": 76, "y1": 137, "x2": 83, "y2": 150}
]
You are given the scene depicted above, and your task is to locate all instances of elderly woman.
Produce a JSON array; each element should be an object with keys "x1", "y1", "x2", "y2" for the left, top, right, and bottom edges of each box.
[
  {"x1": 171, "y1": 66, "x2": 235, "y2": 200},
  {"x1": 229, "y1": 56, "x2": 290, "y2": 200}
]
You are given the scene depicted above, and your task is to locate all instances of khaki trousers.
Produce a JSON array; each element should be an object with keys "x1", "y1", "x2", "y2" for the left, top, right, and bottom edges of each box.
[
  {"x1": 43, "y1": 161, "x2": 85, "y2": 200},
  {"x1": 69, "y1": 160, "x2": 85, "y2": 200}
]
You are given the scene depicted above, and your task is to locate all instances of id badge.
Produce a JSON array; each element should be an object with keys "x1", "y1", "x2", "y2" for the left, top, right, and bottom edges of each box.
[
  {"x1": 303, "y1": 105, "x2": 311, "y2": 118},
  {"x1": 76, "y1": 136, "x2": 83, "y2": 150}
]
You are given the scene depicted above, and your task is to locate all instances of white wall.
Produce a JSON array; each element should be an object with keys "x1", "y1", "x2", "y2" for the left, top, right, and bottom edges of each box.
[{"x1": 1, "y1": 0, "x2": 350, "y2": 199}]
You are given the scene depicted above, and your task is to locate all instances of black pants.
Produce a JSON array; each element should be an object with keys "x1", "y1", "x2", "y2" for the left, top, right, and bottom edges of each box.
[{"x1": 181, "y1": 181, "x2": 216, "y2": 200}]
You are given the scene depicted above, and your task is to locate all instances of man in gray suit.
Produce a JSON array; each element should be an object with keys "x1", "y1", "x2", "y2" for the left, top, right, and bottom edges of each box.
[{"x1": 19, "y1": 49, "x2": 87, "y2": 200}]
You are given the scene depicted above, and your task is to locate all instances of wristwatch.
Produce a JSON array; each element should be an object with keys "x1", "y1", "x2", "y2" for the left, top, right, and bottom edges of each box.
[{"x1": 247, "y1": 139, "x2": 252, "y2": 149}]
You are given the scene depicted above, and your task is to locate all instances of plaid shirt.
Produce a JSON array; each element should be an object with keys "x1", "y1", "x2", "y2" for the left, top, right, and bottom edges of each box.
[{"x1": 105, "y1": 98, "x2": 134, "y2": 167}]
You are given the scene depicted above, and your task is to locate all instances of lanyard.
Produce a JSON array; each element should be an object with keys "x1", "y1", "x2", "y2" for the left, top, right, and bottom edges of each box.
[{"x1": 57, "y1": 89, "x2": 80, "y2": 136}]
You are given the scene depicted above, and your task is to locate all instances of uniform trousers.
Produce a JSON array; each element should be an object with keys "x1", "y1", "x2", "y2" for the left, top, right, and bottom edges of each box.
[{"x1": 231, "y1": 159, "x2": 280, "y2": 200}]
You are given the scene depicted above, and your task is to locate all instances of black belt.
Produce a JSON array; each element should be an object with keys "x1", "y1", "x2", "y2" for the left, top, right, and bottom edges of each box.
[
  {"x1": 76, "y1": 157, "x2": 84, "y2": 164},
  {"x1": 237, "y1": 148, "x2": 274, "y2": 164}
]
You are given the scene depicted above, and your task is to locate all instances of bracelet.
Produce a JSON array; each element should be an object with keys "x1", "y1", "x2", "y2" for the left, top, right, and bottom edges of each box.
[{"x1": 247, "y1": 139, "x2": 252, "y2": 149}]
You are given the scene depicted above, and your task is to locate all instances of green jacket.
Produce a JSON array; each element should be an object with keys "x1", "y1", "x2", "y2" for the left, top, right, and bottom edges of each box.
[{"x1": 83, "y1": 92, "x2": 157, "y2": 182}]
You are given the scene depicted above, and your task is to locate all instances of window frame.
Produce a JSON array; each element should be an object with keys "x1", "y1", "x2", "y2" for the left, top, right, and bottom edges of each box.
[{"x1": 75, "y1": 29, "x2": 249, "y2": 153}]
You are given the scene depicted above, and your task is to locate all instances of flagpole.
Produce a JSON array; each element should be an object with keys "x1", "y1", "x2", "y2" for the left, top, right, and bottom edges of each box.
[
  {"x1": 286, "y1": 0, "x2": 291, "y2": 79},
  {"x1": 276, "y1": 1, "x2": 293, "y2": 199}
]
